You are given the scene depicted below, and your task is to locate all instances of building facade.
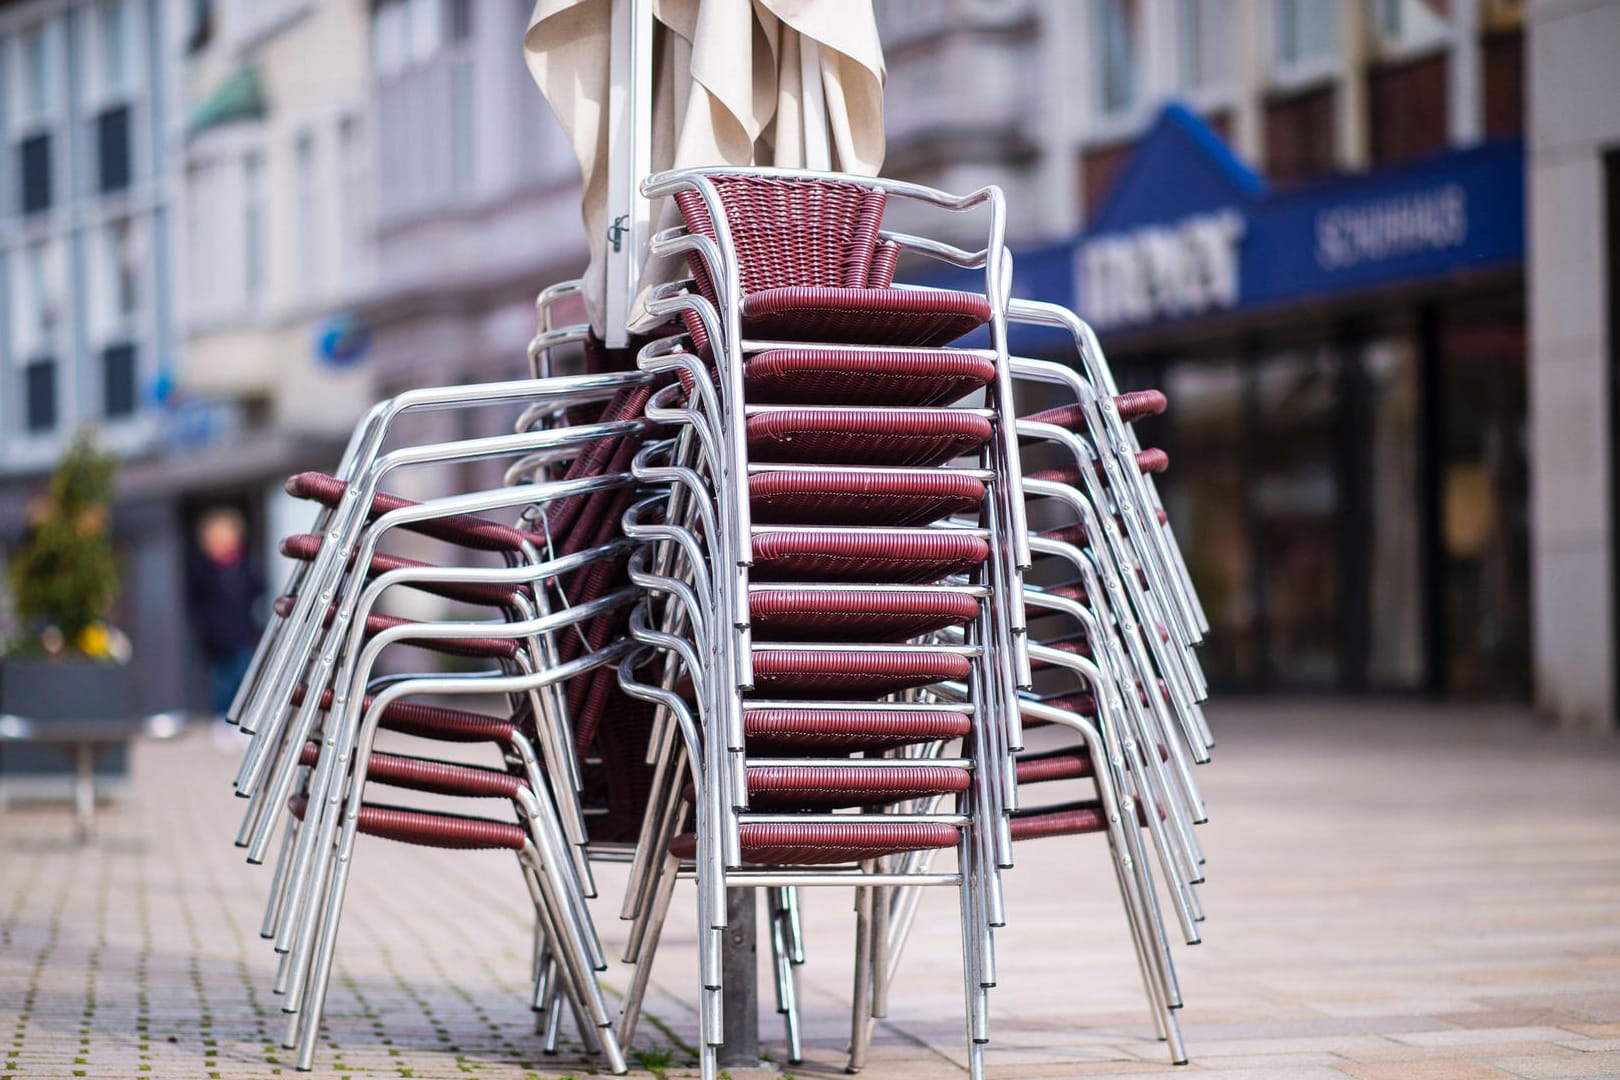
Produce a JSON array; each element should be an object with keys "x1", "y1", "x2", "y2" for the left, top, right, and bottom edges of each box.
[
  {"x1": 1527, "y1": 0, "x2": 1620, "y2": 733},
  {"x1": 880, "y1": 0, "x2": 1534, "y2": 706},
  {"x1": 0, "y1": 0, "x2": 185, "y2": 730}
]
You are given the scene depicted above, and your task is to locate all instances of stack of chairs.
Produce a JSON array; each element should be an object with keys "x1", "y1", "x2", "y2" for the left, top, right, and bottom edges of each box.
[
  {"x1": 611, "y1": 168, "x2": 1031, "y2": 1080},
  {"x1": 221, "y1": 167, "x2": 1215, "y2": 1080},
  {"x1": 223, "y1": 289, "x2": 673, "y2": 1074},
  {"x1": 612, "y1": 167, "x2": 1216, "y2": 1078}
]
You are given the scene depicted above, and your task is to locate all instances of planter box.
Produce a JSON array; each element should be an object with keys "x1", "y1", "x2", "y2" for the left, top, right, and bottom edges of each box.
[{"x1": 0, "y1": 657, "x2": 135, "y2": 795}]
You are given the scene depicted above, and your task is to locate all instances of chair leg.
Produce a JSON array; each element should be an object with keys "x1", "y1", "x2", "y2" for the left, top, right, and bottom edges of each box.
[
  {"x1": 767, "y1": 888, "x2": 802, "y2": 1064},
  {"x1": 618, "y1": 852, "x2": 680, "y2": 1052}
]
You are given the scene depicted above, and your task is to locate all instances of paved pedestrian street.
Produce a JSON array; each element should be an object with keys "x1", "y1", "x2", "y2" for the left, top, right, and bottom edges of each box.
[{"x1": 3, "y1": 700, "x2": 1619, "y2": 1079}]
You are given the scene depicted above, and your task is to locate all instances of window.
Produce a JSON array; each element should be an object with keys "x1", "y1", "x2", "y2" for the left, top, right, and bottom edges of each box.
[
  {"x1": 14, "y1": 240, "x2": 63, "y2": 361},
  {"x1": 1097, "y1": 0, "x2": 1141, "y2": 116},
  {"x1": 1273, "y1": 0, "x2": 1336, "y2": 71},
  {"x1": 19, "y1": 24, "x2": 54, "y2": 127},
  {"x1": 101, "y1": 343, "x2": 137, "y2": 418},
  {"x1": 295, "y1": 134, "x2": 320, "y2": 301},
  {"x1": 1374, "y1": 0, "x2": 1450, "y2": 48},
  {"x1": 96, "y1": 1, "x2": 133, "y2": 99},
  {"x1": 20, "y1": 133, "x2": 52, "y2": 214},
  {"x1": 243, "y1": 151, "x2": 265, "y2": 299},
  {"x1": 99, "y1": 217, "x2": 140, "y2": 329},
  {"x1": 372, "y1": 0, "x2": 443, "y2": 76},
  {"x1": 1177, "y1": 0, "x2": 1232, "y2": 91},
  {"x1": 24, "y1": 359, "x2": 57, "y2": 432},
  {"x1": 96, "y1": 104, "x2": 132, "y2": 192},
  {"x1": 337, "y1": 115, "x2": 367, "y2": 276}
]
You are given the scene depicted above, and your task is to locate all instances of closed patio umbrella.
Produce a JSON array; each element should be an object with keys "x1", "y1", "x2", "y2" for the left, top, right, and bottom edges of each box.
[{"x1": 524, "y1": 0, "x2": 885, "y2": 343}]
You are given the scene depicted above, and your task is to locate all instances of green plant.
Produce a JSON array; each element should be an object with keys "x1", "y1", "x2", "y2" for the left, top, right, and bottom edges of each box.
[{"x1": 6, "y1": 429, "x2": 121, "y2": 658}]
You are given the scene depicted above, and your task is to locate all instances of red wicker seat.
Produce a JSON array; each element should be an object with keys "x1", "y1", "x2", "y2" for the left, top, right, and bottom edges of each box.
[
  {"x1": 668, "y1": 821, "x2": 960, "y2": 865},
  {"x1": 278, "y1": 533, "x2": 525, "y2": 608},
  {"x1": 743, "y1": 348, "x2": 996, "y2": 406},
  {"x1": 746, "y1": 408, "x2": 993, "y2": 467},
  {"x1": 288, "y1": 795, "x2": 528, "y2": 851},
  {"x1": 750, "y1": 528, "x2": 989, "y2": 583},
  {"x1": 297, "y1": 742, "x2": 528, "y2": 801},
  {"x1": 749, "y1": 647, "x2": 972, "y2": 698},
  {"x1": 271, "y1": 595, "x2": 520, "y2": 660},
  {"x1": 742, "y1": 707, "x2": 973, "y2": 754},
  {"x1": 749, "y1": 469, "x2": 985, "y2": 527},
  {"x1": 743, "y1": 764, "x2": 971, "y2": 810},
  {"x1": 736, "y1": 286, "x2": 991, "y2": 348},
  {"x1": 1014, "y1": 748, "x2": 1096, "y2": 785},
  {"x1": 1023, "y1": 390, "x2": 1168, "y2": 432},
  {"x1": 289, "y1": 684, "x2": 520, "y2": 744},
  {"x1": 750, "y1": 588, "x2": 979, "y2": 641},
  {"x1": 1008, "y1": 800, "x2": 1108, "y2": 842},
  {"x1": 285, "y1": 471, "x2": 534, "y2": 553}
]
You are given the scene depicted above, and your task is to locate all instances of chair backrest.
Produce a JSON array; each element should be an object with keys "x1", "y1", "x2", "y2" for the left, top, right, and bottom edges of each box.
[{"x1": 673, "y1": 175, "x2": 887, "y2": 303}]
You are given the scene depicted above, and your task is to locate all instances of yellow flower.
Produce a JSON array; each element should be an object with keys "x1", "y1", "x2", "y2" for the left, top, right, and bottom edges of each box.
[{"x1": 77, "y1": 623, "x2": 112, "y2": 658}]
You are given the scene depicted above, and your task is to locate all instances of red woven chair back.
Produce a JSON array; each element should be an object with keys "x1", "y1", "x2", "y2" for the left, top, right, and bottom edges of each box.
[{"x1": 673, "y1": 176, "x2": 887, "y2": 304}]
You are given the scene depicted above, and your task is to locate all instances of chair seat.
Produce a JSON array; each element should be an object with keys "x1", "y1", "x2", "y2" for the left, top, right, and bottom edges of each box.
[
  {"x1": 1008, "y1": 800, "x2": 1108, "y2": 842},
  {"x1": 297, "y1": 742, "x2": 527, "y2": 801},
  {"x1": 284, "y1": 472, "x2": 534, "y2": 552},
  {"x1": 1014, "y1": 747, "x2": 1096, "y2": 785},
  {"x1": 747, "y1": 407, "x2": 993, "y2": 467},
  {"x1": 750, "y1": 588, "x2": 980, "y2": 641},
  {"x1": 669, "y1": 821, "x2": 960, "y2": 865},
  {"x1": 741, "y1": 286, "x2": 991, "y2": 348},
  {"x1": 750, "y1": 647, "x2": 972, "y2": 698},
  {"x1": 744, "y1": 707, "x2": 973, "y2": 753},
  {"x1": 289, "y1": 795, "x2": 527, "y2": 851},
  {"x1": 751, "y1": 528, "x2": 989, "y2": 583},
  {"x1": 744, "y1": 348, "x2": 996, "y2": 406},
  {"x1": 1022, "y1": 390, "x2": 1168, "y2": 433},
  {"x1": 272, "y1": 595, "x2": 520, "y2": 660},
  {"x1": 749, "y1": 469, "x2": 985, "y2": 527},
  {"x1": 743, "y1": 764, "x2": 971, "y2": 810},
  {"x1": 289, "y1": 684, "x2": 520, "y2": 744},
  {"x1": 278, "y1": 533, "x2": 525, "y2": 608}
]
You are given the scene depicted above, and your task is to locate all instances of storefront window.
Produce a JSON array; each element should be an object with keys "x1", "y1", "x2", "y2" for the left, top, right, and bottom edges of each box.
[
  {"x1": 1164, "y1": 361, "x2": 1256, "y2": 682},
  {"x1": 1254, "y1": 348, "x2": 1340, "y2": 685},
  {"x1": 1364, "y1": 337, "x2": 1425, "y2": 687},
  {"x1": 1439, "y1": 300, "x2": 1529, "y2": 698}
]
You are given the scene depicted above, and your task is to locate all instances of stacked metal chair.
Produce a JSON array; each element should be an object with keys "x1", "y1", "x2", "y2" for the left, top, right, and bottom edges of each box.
[
  {"x1": 223, "y1": 289, "x2": 672, "y2": 1074},
  {"x1": 608, "y1": 167, "x2": 1037, "y2": 1080},
  {"x1": 221, "y1": 167, "x2": 1215, "y2": 1080}
]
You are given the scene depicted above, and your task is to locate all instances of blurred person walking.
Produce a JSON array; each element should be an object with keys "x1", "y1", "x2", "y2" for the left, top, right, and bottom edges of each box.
[{"x1": 184, "y1": 508, "x2": 263, "y2": 738}]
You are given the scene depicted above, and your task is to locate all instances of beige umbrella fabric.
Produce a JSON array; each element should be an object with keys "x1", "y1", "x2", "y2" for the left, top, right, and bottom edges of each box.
[{"x1": 524, "y1": 0, "x2": 886, "y2": 335}]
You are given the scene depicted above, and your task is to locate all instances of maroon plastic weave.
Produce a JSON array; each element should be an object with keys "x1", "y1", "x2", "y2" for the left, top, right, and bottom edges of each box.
[
  {"x1": 751, "y1": 528, "x2": 989, "y2": 583},
  {"x1": 669, "y1": 821, "x2": 959, "y2": 865},
  {"x1": 750, "y1": 588, "x2": 979, "y2": 641},
  {"x1": 744, "y1": 349, "x2": 996, "y2": 407},
  {"x1": 746, "y1": 408, "x2": 993, "y2": 467},
  {"x1": 743, "y1": 707, "x2": 973, "y2": 753},
  {"x1": 271, "y1": 595, "x2": 520, "y2": 660},
  {"x1": 748, "y1": 469, "x2": 985, "y2": 527},
  {"x1": 743, "y1": 764, "x2": 970, "y2": 810},
  {"x1": 289, "y1": 795, "x2": 528, "y2": 851},
  {"x1": 278, "y1": 533, "x2": 524, "y2": 608},
  {"x1": 749, "y1": 648, "x2": 972, "y2": 698}
]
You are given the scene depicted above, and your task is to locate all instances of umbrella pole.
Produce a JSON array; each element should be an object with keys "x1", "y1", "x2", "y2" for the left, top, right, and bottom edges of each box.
[{"x1": 605, "y1": 0, "x2": 653, "y2": 347}]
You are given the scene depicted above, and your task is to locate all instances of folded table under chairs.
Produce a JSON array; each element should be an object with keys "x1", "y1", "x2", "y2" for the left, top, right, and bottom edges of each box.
[{"x1": 223, "y1": 167, "x2": 1214, "y2": 1080}]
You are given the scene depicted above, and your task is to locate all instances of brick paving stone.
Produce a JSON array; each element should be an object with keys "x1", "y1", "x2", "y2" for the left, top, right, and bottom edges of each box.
[{"x1": 2, "y1": 699, "x2": 1619, "y2": 1079}]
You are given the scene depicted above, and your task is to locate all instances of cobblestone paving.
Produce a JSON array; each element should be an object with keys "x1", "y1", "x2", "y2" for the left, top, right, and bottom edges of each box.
[{"x1": 2, "y1": 700, "x2": 1619, "y2": 1079}]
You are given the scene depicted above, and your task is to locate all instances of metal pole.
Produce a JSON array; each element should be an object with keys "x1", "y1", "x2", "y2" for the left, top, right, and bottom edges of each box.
[{"x1": 718, "y1": 888, "x2": 760, "y2": 1067}]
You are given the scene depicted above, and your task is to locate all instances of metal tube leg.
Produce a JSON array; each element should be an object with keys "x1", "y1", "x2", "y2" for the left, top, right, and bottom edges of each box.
[
  {"x1": 73, "y1": 742, "x2": 95, "y2": 843},
  {"x1": 618, "y1": 854, "x2": 680, "y2": 1052},
  {"x1": 767, "y1": 889, "x2": 802, "y2": 1064},
  {"x1": 847, "y1": 883, "x2": 875, "y2": 1074}
]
